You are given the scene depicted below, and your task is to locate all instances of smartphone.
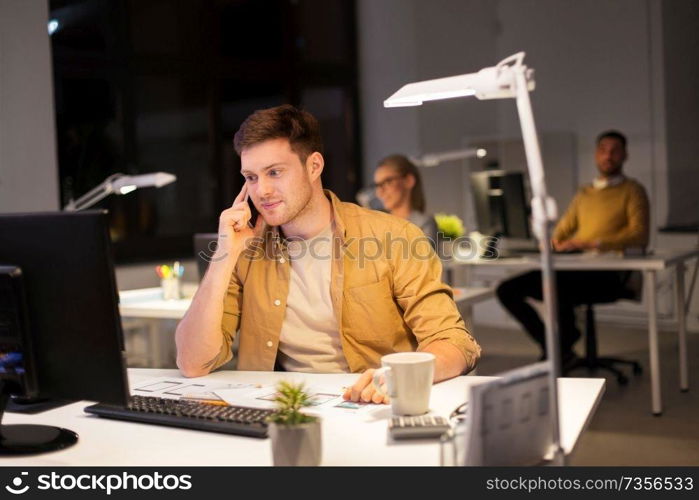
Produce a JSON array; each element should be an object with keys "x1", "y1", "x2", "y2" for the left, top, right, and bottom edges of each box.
[{"x1": 247, "y1": 196, "x2": 259, "y2": 228}]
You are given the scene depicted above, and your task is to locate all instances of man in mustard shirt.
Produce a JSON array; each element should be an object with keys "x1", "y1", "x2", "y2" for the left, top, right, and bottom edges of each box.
[
  {"x1": 176, "y1": 105, "x2": 481, "y2": 404},
  {"x1": 496, "y1": 130, "x2": 649, "y2": 364}
]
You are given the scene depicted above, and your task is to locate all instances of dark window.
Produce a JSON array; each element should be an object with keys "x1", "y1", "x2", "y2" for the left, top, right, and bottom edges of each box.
[{"x1": 50, "y1": 0, "x2": 361, "y2": 263}]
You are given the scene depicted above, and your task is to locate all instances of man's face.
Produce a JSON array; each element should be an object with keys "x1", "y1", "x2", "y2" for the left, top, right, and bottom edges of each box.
[
  {"x1": 240, "y1": 138, "x2": 313, "y2": 227},
  {"x1": 595, "y1": 137, "x2": 627, "y2": 177}
]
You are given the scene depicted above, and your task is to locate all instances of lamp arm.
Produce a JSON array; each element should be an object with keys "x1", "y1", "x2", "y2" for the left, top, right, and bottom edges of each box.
[
  {"x1": 423, "y1": 148, "x2": 480, "y2": 165},
  {"x1": 64, "y1": 173, "x2": 123, "y2": 211},
  {"x1": 495, "y1": 51, "x2": 526, "y2": 72},
  {"x1": 513, "y1": 67, "x2": 566, "y2": 466}
]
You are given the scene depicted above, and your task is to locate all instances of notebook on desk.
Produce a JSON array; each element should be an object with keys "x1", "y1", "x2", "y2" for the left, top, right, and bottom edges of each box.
[
  {"x1": 463, "y1": 362, "x2": 555, "y2": 466},
  {"x1": 494, "y1": 248, "x2": 542, "y2": 259}
]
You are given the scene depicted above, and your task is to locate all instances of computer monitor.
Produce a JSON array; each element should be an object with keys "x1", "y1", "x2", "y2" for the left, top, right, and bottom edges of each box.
[
  {"x1": 470, "y1": 170, "x2": 531, "y2": 240},
  {"x1": 193, "y1": 233, "x2": 218, "y2": 280},
  {"x1": 0, "y1": 266, "x2": 38, "y2": 398},
  {"x1": 0, "y1": 211, "x2": 129, "y2": 454}
]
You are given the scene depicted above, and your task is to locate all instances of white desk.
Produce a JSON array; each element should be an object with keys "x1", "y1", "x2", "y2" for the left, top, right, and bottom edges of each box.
[
  {"x1": 118, "y1": 284, "x2": 494, "y2": 366},
  {"x1": 453, "y1": 286, "x2": 494, "y2": 303},
  {"x1": 118, "y1": 284, "x2": 197, "y2": 367},
  {"x1": 119, "y1": 284, "x2": 493, "y2": 320},
  {"x1": 448, "y1": 248, "x2": 699, "y2": 415},
  {"x1": 4, "y1": 369, "x2": 604, "y2": 466},
  {"x1": 119, "y1": 283, "x2": 198, "y2": 320}
]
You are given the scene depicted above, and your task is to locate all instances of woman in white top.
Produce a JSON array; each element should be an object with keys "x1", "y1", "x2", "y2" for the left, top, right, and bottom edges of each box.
[{"x1": 374, "y1": 154, "x2": 438, "y2": 245}]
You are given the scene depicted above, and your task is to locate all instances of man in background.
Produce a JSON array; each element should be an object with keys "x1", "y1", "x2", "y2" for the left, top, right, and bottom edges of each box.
[{"x1": 496, "y1": 130, "x2": 649, "y2": 364}]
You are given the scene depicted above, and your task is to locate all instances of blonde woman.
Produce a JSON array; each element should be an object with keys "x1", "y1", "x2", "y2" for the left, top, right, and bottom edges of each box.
[{"x1": 373, "y1": 154, "x2": 438, "y2": 244}]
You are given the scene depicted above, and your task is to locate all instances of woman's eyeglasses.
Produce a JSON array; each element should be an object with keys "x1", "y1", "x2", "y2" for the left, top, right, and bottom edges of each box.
[{"x1": 372, "y1": 175, "x2": 404, "y2": 190}]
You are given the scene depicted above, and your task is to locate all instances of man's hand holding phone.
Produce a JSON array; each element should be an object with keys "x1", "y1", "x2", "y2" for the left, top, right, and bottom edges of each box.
[{"x1": 216, "y1": 183, "x2": 263, "y2": 259}]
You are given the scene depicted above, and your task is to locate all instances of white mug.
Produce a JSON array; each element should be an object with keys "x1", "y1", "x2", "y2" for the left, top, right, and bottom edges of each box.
[{"x1": 373, "y1": 352, "x2": 435, "y2": 415}]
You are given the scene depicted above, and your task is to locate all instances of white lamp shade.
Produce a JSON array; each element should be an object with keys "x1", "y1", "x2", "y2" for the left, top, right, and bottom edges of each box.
[
  {"x1": 111, "y1": 172, "x2": 177, "y2": 192},
  {"x1": 384, "y1": 53, "x2": 535, "y2": 107}
]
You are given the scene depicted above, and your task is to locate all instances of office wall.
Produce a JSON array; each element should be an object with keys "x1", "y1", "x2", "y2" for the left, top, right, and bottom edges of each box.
[
  {"x1": 0, "y1": 0, "x2": 59, "y2": 213},
  {"x1": 656, "y1": 0, "x2": 699, "y2": 328},
  {"x1": 662, "y1": 0, "x2": 699, "y2": 228},
  {"x1": 359, "y1": 0, "x2": 665, "y2": 230},
  {"x1": 485, "y1": 0, "x2": 670, "y2": 329},
  {"x1": 357, "y1": 0, "x2": 421, "y2": 190},
  {"x1": 357, "y1": 0, "x2": 699, "y2": 329},
  {"x1": 358, "y1": 0, "x2": 499, "y2": 221},
  {"x1": 493, "y1": 0, "x2": 665, "y2": 228}
]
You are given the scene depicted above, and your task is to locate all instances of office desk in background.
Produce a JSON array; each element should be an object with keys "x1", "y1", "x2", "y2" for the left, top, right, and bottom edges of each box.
[
  {"x1": 119, "y1": 284, "x2": 197, "y2": 367},
  {"x1": 447, "y1": 248, "x2": 699, "y2": 415},
  {"x1": 4, "y1": 369, "x2": 605, "y2": 466},
  {"x1": 119, "y1": 283, "x2": 198, "y2": 320},
  {"x1": 119, "y1": 285, "x2": 492, "y2": 319},
  {"x1": 118, "y1": 285, "x2": 494, "y2": 366}
]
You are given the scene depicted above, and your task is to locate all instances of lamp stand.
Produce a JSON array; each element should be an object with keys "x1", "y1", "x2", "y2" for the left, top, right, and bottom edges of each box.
[
  {"x1": 513, "y1": 65, "x2": 565, "y2": 465},
  {"x1": 64, "y1": 174, "x2": 122, "y2": 211}
]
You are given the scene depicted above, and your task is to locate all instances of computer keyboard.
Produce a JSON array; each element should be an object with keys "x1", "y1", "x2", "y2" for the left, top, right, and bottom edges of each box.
[
  {"x1": 84, "y1": 395, "x2": 273, "y2": 438},
  {"x1": 494, "y1": 248, "x2": 540, "y2": 259},
  {"x1": 497, "y1": 248, "x2": 585, "y2": 258}
]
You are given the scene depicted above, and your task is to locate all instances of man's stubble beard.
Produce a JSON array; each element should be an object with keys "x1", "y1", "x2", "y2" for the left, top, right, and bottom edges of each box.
[
  {"x1": 599, "y1": 164, "x2": 623, "y2": 178},
  {"x1": 269, "y1": 182, "x2": 314, "y2": 228}
]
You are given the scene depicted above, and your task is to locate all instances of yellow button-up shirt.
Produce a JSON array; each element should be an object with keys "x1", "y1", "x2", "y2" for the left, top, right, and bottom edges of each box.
[
  {"x1": 552, "y1": 177, "x2": 649, "y2": 251},
  {"x1": 212, "y1": 190, "x2": 481, "y2": 373}
]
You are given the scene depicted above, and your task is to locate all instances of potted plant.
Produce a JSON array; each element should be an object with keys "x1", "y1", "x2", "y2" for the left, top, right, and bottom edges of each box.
[
  {"x1": 434, "y1": 213, "x2": 467, "y2": 259},
  {"x1": 267, "y1": 380, "x2": 322, "y2": 466},
  {"x1": 435, "y1": 213, "x2": 466, "y2": 241}
]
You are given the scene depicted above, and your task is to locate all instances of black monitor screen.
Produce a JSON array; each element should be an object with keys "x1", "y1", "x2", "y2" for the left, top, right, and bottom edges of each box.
[
  {"x1": 0, "y1": 348, "x2": 25, "y2": 376},
  {"x1": 0, "y1": 211, "x2": 128, "y2": 406},
  {"x1": 0, "y1": 265, "x2": 38, "y2": 398},
  {"x1": 471, "y1": 171, "x2": 531, "y2": 240}
]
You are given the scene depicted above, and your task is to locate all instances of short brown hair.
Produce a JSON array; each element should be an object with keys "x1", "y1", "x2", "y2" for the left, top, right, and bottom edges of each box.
[
  {"x1": 596, "y1": 129, "x2": 627, "y2": 149},
  {"x1": 233, "y1": 104, "x2": 323, "y2": 162}
]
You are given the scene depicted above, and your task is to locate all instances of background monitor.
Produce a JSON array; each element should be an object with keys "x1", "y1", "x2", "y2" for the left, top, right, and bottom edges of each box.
[
  {"x1": 193, "y1": 233, "x2": 218, "y2": 281},
  {"x1": 0, "y1": 211, "x2": 129, "y2": 454},
  {"x1": 470, "y1": 170, "x2": 531, "y2": 240}
]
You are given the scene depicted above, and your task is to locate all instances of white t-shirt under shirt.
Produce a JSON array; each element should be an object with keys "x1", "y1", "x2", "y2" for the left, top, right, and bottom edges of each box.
[{"x1": 277, "y1": 223, "x2": 349, "y2": 373}]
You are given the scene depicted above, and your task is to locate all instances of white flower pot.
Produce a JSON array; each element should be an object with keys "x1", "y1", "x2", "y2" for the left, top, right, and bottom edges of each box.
[{"x1": 269, "y1": 420, "x2": 322, "y2": 466}]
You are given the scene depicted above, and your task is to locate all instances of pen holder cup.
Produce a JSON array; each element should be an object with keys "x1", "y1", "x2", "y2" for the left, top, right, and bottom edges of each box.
[{"x1": 161, "y1": 277, "x2": 182, "y2": 300}]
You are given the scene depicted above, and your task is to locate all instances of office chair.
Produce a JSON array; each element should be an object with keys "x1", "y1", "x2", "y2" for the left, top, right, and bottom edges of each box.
[{"x1": 564, "y1": 286, "x2": 643, "y2": 385}]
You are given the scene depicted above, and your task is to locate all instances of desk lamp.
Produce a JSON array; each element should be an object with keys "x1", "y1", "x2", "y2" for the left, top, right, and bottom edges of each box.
[
  {"x1": 64, "y1": 172, "x2": 176, "y2": 211},
  {"x1": 358, "y1": 148, "x2": 486, "y2": 208},
  {"x1": 411, "y1": 147, "x2": 487, "y2": 168},
  {"x1": 385, "y1": 52, "x2": 564, "y2": 465}
]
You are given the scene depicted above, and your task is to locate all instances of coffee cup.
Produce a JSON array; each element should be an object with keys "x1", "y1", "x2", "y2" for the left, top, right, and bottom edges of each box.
[{"x1": 373, "y1": 352, "x2": 435, "y2": 415}]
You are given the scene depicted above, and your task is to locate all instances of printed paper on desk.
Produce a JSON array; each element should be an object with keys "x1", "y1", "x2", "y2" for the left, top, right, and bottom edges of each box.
[
  {"x1": 131, "y1": 377, "x2": 255, "y2": 401},
  {"x1": 214, "y1": 385, "x2": 375, "y2": 415},
  {"x1": 133, "y1": 377, "x2": 380, "y2": 415},
  {"x1": 213, "y1": 385, "x2": 276, "y2": 408},
  {"x1": 214, "y1": 385, "x2": 341, "y2": 410}
]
